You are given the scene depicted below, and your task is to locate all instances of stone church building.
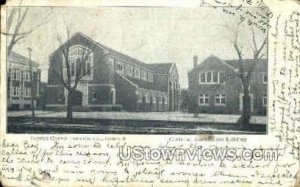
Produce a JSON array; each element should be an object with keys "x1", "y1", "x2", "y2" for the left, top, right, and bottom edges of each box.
[{"x1": 45, "y1": 32, "x2": 180, "y2": 112}]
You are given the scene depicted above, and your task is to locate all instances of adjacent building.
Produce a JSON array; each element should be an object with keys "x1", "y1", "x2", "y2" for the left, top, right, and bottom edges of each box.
[
  {"x1": 45, "y1": 32, "x2": 180, "y2": 112},
  {"x1": 188, "y1": 55, "x2": 267, "y2": 115},
  {"x1": 7, "y1": 51, "x2": 41, "y2": 110}
]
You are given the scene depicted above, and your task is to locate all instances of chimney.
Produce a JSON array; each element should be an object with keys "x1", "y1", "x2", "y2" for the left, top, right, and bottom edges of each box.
[{"x1": 193, "y1": 55, "x2": 198, "y2": 68}]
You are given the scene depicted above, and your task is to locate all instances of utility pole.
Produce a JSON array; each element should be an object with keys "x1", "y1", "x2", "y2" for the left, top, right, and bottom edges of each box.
[{"x1": 28, "y1": 47, "x2": 35, "y2": 121}]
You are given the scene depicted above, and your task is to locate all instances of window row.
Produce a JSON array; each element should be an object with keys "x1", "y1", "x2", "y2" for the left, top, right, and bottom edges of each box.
[
  {"x1": 169, "y1": 81, "x2": 180, "y2": 90},
  {"x1": 199, "y1": 71, "x2": 268, "y2": 85},
  {"x1": 70, "y1": 60, "x2": 92, "y2": 77},
  {"x1": 114, "y1": 60, "x2": 153, "y2": 82},
  {"x1": 10, "y1": 86, "x2": 31, "y2": 97},
  {"x1": 199, "y1": 71, "x2": 225, "y2": 84},
  {"x1": 137, "y1": 93, "x2": 167, "y2": 104},
  {"x1": 68, "y1": 46, "x2": 93, "y2": 78},
  {"x1": 10, "y1": 69, "x2": 37, "y2": 81},
  {"x1": 198, "y1": 94, "x2": 268, "y2": 106},
  {"x1": 198, "y1": 94, "x2": 226, "y2": 106}
]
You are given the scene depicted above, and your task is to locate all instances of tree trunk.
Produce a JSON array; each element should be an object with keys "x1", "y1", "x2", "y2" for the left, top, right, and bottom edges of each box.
[
  {"x1": 240, "y1": 85, "x2": 251, "y2": 130},
  {"x1": 67, "y1": 89, "x2": 73, "y2": 121}
]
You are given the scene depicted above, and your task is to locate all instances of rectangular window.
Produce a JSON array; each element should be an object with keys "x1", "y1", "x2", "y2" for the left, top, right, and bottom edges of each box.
[
  {"x1": 158, "y1": 96, "x2": 162, "y2": 104},
  {"x1": 24, "y1": 87, "x2": 31, "y2": 97},
  {"x1": 263, "y1": 95, "x2": 267, "y2": 107},
  {"x1": 23, "y1": 71, "x2": 30, "y2": 81},
  {"x1": 134, "y1": 67, "x2": 140, "y2": 79},
  {"x1": 219, "y1": 72, "x2": 224, "y2": 84},
  {"x1": 11, "y1": 86, "x2": 20, "y2": 96},
  {"x1": 263, "y1": 73, "x2": 267, "y2": 84},
  {"x1": 213, "y1": 71, "x2": 218, "y2": 82},
  {"x1": 87, "y1": 62, "x2": 91, "y2": 75},
  {"x1": 199, "y1": 71, "x2": 221, "y2": 84},
  {"x1": 137, "y1": 93, "x2": 142, "y2": 103},
  {"x1": 148, "y1": 72, "x2": 153, "y2": 82},
  {"x1": 58, "y1": 92, "x2": 63, "y2": 102},
  {"x1": 207, "y1": 72, "x2": 212, "y2": 82},
  {"x1": 141, "y1": 69, "x2": 147, "y2": 81},
  {"x1": 145, "y1": 94, "x2": 150, "y2": 103},
  {"x1": 152, "y1": 95, "x2": 156, "y2": 103},
  {"x1": 11, "y1": 69, "x2": 21, "y2": 80},
  {"x1": 215, "y1": 94, "x2": 226, "y2": 105},
  {"x1": 164, "y1": 96, "x2": 168, "y2": 104},
  {"x1": 200, "y1": 73, "x2": 206, "y2": 83},
  {"x1": 92, "y1": 92, "x2": 97, "y2": 100},
  {"x1": 198, "y1": 94, "x2": 209, "y2": 106},
  {"x1": 70, "y1": 62, "x2": 74, "y2": 76},
  {"x1": 82, "y1": 61, "x2": 87, "y2": 76}
]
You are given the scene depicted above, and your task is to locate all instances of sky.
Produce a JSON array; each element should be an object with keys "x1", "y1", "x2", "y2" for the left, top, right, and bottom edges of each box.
[{"x1": 11, "y1": 7, "x2": 266, "y2": 88}]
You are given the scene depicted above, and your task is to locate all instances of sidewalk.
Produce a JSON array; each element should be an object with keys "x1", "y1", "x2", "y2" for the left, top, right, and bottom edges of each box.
[{"x1": 8, "y1": 110, "x2": 266, "y2": 125}]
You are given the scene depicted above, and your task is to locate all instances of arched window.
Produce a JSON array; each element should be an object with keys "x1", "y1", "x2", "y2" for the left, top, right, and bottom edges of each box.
[{"x1": 67, "y1": 45, "x2": 93, "y2": 79}]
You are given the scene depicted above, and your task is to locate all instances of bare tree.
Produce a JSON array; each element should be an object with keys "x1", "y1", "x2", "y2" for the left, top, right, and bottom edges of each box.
[
  {"x1": 4, "y1": 6, "x2": 52, "y2": 105},
  {"x1": 222, "y1": 21, "x2": 267, "y2": 130},
  {"x1": 51, "y1": 27, "x2": 98, "y2": 121},
  {"x1": 5, "y1": 7, "x2": 52, "y2": 56}
]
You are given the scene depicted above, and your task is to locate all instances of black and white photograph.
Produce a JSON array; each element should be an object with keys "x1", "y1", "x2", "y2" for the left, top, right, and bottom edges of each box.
[{"x1": 6, "y1": 6, "x2": 268, "y2": 134}]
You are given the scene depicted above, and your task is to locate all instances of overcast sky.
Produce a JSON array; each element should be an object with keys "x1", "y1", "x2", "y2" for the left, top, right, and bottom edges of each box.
[{"x1": 11, "y1": 7, "x2": 265, "y2": 88}]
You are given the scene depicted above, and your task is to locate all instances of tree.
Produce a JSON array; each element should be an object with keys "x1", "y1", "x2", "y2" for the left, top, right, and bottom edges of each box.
[
  {"x1": 222, "y1": 21, "x2": 267, "y2": 130},
  {"x1": 51, "y1": 27, "x2": 97, "y2": 121},
  {"x1": 4, "y1": 6, "x2": 52, "y2": 105},
  {"x1": 27, "y1": 47, "x2": 35, "y2": 122},
  {"x1": 5, "y1": 6, "x2": 52, "y2": 56}
]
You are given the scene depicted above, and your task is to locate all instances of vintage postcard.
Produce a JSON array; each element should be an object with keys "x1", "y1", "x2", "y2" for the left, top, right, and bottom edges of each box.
[{"x1": 1, "y1": 0, "x2": 300, "y2": 186}]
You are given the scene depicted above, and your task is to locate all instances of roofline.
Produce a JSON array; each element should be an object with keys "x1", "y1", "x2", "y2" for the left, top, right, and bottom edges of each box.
[
  {"x1": 168, "y1": 63, "x2": 175, "y2": 74},
  {"x1": 52, "y1": 32, "x2": 155, "y2": 72},
  {"x1": 8, "y1": 59, "x2": 39, "y2": 67}
]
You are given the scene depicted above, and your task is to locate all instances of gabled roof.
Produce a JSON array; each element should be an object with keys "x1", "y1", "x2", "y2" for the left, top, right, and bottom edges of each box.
[
  {"x1": 189, "y1": 55, "x2": 234, "y2": 73},
  {"x1": 73, "y1": 32, "x2": 150, "y2": 70},
  {"x1": 190, "y1": 54, "x2": 267, "y2": 73},
  {"x1": 224, "y1": 59, "x2": 267, "y2": 72},
  {"x1": 8, "y1": 51, "x2": 39, "y2": 66},
  {"x1": 147, "y1": 63, "x2": 173, "y2": 74}
]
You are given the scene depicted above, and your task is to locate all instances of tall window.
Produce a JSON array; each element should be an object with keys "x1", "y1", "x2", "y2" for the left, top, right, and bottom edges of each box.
[
  {"x1": 137, "y1": 93, "x2": 142, "y2": 103},
  {"x1": 11, "y1": 86, "x2": 20, "y2": 96},
  {"x1": 71, "y1": 62, "x2": 75, "y2": 76},
  {"x1": 11, "y1": 69, "x2": 20, "y2": 80},
  {"x1": 87, "y1": 61, "x2": 91, "y2": 75},
  {"x1": 129, "y1": 65, "x2": 134, "y2": 77},
  {"x1": 263, "y1": 94, "x2": 267, "y2": 106},
  {"x1": 198, "y1": 94, "x2": 209, "y2": 106},
  {"x1": 92, "y1": 92, "x2": 97, "y2": 100},
  {"x1": 158, "y1": 96, "x2": 162, "y2": 104},
  {"x1": 215, "y1": 94, "x2": 226, "y2": 105},
  {"x1": 199, "y1": 71, "x2": 223, "y2": 84},
  {"x1": 24, "y1": 87, "x2": 31, "y2": 97},
  {"x1": 23, "y1": 70, "x2": 30, "y2": 81},
  {"x1": 134, "y1": 67, "x2": 140, "y2": 79},
  {"x1": 58, "y1": 92, "x2": 63, "y2": 102},
  {"x1": 152, "y1": 95, "x2": 156, "y2": 103},
  {"x1": 141, "y1": 69, "x2": 147, "y2": 81},
  {"x1": 68, "y1": 45, "x2": 93, "y2": 78},
  {"x1": 200, "y1": 73, "x2": 205, "y2": 83},
  {"x1": 145, "y1": 93, "x2": 150, "y2": 103},
  {"x1": 263, "y1": 73, "x2": 267, "y2": 84},
  {"x1": 148, "y1": 72, "x2": 153, "y2": 82}
]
